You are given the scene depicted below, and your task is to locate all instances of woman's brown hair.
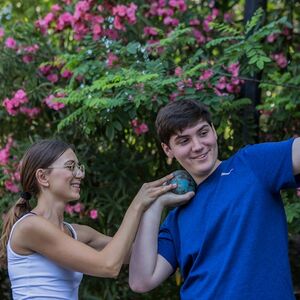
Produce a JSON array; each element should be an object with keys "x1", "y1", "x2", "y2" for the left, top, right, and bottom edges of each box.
[{"x1": 0, "y1": 139, "x2": 72, "y2": 267}]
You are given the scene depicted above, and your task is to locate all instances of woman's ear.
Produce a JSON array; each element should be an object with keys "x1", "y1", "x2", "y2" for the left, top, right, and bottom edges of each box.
[{"x1": 35, "y1": 169, "x2": 49, "y2": 187}]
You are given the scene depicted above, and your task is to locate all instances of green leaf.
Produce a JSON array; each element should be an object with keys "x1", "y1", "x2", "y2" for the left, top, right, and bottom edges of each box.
[
  {"x1": 127, "y1": 42, "x2": 141, "y2": 54},
  {"x1": 256, "y1": 59, "x2": 264, "y2": 70},
  {"x1": 105, "y1": 125, "x2": 115, "y2": 141},
  {"x1": 113, "y1": 120, "x2": 122, "y2": 131}
]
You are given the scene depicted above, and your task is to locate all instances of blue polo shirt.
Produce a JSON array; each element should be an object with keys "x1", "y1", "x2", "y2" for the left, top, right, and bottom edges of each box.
[{"x1": 158, "y1": 139, "x2": 299, "y2": 300}]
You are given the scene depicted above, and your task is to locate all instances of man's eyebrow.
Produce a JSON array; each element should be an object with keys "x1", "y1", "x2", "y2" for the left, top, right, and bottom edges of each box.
[{"x1": 174, "y1": 124, "x2": 210, "y2": 139}]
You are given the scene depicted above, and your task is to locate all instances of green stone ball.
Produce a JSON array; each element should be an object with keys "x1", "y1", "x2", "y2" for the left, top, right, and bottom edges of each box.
[{"x1": 167, "y1": 170, "x2": 197, "y2": 195}]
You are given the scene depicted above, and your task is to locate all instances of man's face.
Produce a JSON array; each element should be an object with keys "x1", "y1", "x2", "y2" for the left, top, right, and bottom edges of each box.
[{"x1": 161, "y1": 120, "x2": 220, "y2": 184}]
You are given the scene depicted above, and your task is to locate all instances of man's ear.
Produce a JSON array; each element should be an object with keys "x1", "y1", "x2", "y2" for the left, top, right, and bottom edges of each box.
[
  {"x1": 211, "y1": 124, "x2": 218, "y2": 140},
  {"x1": 36, "y1": 169, "x2": 50, "y2": 188},
  {"x1": 161, "y1": 142, "x2": 174, "y2": 158}
]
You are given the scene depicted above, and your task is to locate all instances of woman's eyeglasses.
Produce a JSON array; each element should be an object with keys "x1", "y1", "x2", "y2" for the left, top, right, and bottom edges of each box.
[{"x1": 46, "y1": 162, "x2": 85, "y2": 177}]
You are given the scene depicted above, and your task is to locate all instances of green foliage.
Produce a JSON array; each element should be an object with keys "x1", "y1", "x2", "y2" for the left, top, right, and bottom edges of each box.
[{"x1": 0, "y1": 0, "x2": 300, "y2": 299}]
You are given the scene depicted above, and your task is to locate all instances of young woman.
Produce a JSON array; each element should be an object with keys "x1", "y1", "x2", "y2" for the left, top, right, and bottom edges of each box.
[{"x1": 0, "y1": 139, "x2": 190, "y2": 300}]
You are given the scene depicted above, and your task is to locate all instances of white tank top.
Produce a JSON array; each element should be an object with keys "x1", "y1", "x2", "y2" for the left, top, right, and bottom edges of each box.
[{"x1": 7, "y1": 213, "x2": 83, "y2": 300}]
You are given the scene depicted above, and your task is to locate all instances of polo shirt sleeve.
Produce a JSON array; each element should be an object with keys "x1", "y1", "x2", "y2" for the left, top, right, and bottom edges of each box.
[
  {"x1": 158, "y1": 212, "x2": 178, "y2": 271},
  {"x1": 242, "y1": 138, "x2": 299, "y2": 192}
]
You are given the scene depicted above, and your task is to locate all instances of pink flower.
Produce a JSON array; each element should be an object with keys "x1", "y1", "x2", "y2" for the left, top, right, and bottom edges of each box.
[
  {"x1": 189, "y1": 19, "x2": 200, "y2": 26},
  {"x1": 73, "y1": 22, "x2": 89, "y2": 40},
  {"x1": 5, "y1": 37, "x2": 17, "y2": 49},
  {"x1": 296, "y1": 188, "x2": 300, "y2": 198},
  {"x1": 163, "y1": 17, "x2": 179, "y2": 27},
  {"x1": 144, "y1": 26, "x2": 158, "y2": 36},
  {"x1": 22, "y1": 55, "x2": 33, "y2": 64},
  {"x1": 3, "y1": 98, "x2": 18, "y2": 116},
  {"x1": 199, "y1": 69, "x2": 213, "y2": 81},
  {"x1": 272, "y1": 53, "x2": 288, "y2": 69},
  {"x1": 65, "y1": 204, "x2": 74, "y2": 214},
  {"x1": 47, "y1": 73, "x2": 59, "y2": 83},
  {"x1": 73, "y1": 202, "x2": 84, "y2": 213},
  {"x1": 0, "y1": 27, "x2": 4, "y2": 38},
  {"x1": 195, "y1": 82, "x2": 204, "y2": 90},
  {"x1": 131, "y1": 119, "x2": 149, "y2": 135},
  {"x1": 51, "y1": 4, "x2": 62, "y2": 13},
  {"x1": 44, "y1": 94, "x2": 65, "y2": 111},
  {"x1": 185, "y1": 78, "x2": 193, "y2": 88},
  {"x1": 169, "y1": 0, "x2": 187, "y2": 12},
  {"x1": 226, "y1": 83, "x2": 241, "y2": 94},
  {"x1": 12, "y1": 171, "x2": 20, "y2": 182},
  {"x1": 282, "y1": 27, "x2": 292, "y2": 38},
  {"x1": 3, "y1": 89, "x2": 29, "y2": 116},
  {"x1": 126, "y1": 3, "x2": 138, "y2": 24},
  {"x1": 44, "y1": 12, "x2": 55, "y2": 24},
  {"x1": 212, "y1": 8, "x2": 219, "y2": 18},
  {"x1": 215, "y1": 76, "x2": 227, "y2": 90},
  {"x1": 193, "y1": 29, "x2": 206, "y2": 44},
  {"x1": 0, "y1": 144, "x2": 10, "y2": 166},
  {"x1": 107, "y1": 53, "x2": 118, "y2": 67},
  {"x1": 89, "y1": 209, "x2": 98, "y2": 219},
  {"x1": 134, "y1": 123, "x2": 149, "y2": 135},
  {"x1": 14, "y1": 89, "x2": 28, "y2": 103},
  {"x1": 227, "y1": 62, "x2": 240, "y2": 77},
  {"x1": 92, "y1": 24, "x2": 102, "y2": 40},
  {"x1": 176, "y1": 80, "x2": 185, "y2": 91},
  {"x1": 39, "y1": 64, "x2": 52, "y2": 75},
  {"x1": 113, "y1": 15, "x2": 125, "y2": 31},
  {"x1": 61, "y1": 69, "x2": 73, "y2": 79},
  {"x1": 56, "y1": 12, "x2": 73, "y2": 31},
  {"x1": 19, "y1": 107, "x2": 41, "y2": 119},
  {"x1": 5, "y1": 180, "x2": 19, "y2": 193},
  {"x1": 24, "y1": 44, "x2": 39, "y2": 54},
  {"x1": 131, "y1": 119, "x2": 138, "y2": 127},
  {"x1": 113, "y1": 5, "x2": 127, "y2": 17},
  {"x1": 267, "y1": 33, "x2": 278, "y2": 43},
  {"x1": 214, "y1": 87, "x2": 228, "y2": 97},
  {"x1": 175, "y1": 67, "x2": 183, "y2": 76},
  {"x1": 169, "y1": 92, "x2": 178, "y2": 101},
  {"x1": 223, "y1": 12, "x2": 233, "y2": 23}
]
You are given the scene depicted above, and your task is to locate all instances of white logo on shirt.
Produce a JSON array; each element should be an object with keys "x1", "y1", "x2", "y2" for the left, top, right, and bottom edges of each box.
[{"x1": 221, "y1": 168, "x2": 234, "y2": 176}]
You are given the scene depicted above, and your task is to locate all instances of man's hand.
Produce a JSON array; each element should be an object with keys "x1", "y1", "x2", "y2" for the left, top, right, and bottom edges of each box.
[{"x1": 157, "y1": 190, "x2": 195, "y2": 208}]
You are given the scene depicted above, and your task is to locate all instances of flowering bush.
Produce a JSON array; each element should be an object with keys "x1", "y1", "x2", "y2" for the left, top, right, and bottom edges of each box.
[{"x1": 0, "y1": 0, "x2": 300, "y2": 298}]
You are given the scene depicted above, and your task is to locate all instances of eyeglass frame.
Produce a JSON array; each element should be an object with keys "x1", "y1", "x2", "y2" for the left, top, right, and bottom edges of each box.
[{"x1": 46, "y1": 162, "x2": 85, "y2": 177}]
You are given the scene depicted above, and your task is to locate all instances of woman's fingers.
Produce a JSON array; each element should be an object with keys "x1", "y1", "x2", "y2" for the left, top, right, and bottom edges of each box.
[
  {"x1": 151, "y1": 183, "x2": 177, "y2": 198},
  {"x1": 147, "y1": 173, "x2": 174, "y2": 188}
]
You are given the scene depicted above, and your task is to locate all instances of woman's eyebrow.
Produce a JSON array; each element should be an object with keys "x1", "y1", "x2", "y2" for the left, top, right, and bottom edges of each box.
[{"x1": 63, "y1": 160, "x2": 76, "y2": 165}]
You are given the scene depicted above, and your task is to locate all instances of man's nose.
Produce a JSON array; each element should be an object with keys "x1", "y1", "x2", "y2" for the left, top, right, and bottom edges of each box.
[{"x1": 191, "y1": 137, "x2": 204, "y2": 151}]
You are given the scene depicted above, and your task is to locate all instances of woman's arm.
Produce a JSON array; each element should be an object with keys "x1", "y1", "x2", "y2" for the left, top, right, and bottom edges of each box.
[
  {"x1": 72, "y1": 224, "x2": 112, "y2": 251},
  {"x1": 15, "y1": 174, "x2": 177, "y2": 278},
  {"x1": 129, "y1": 191, "x2": 194, "y2": 292}
]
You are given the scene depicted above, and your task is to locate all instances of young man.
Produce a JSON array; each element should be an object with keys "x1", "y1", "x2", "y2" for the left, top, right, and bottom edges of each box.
[{"x1": 129, "y1": 99, "x2": 300, "y2": 300}]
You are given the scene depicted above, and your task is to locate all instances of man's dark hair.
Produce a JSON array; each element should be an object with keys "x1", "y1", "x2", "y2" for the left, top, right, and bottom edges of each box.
[{"x1": 155, "y1": 99, "x2": 212, "y2": 145}]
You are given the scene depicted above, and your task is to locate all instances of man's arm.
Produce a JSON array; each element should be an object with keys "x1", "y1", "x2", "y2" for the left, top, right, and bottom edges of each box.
[
  {"x1": 292, "y1": 137, "x2": 300, "y2": 175},
  {"x1": 129, "y1": 192, "x2": 194, "y2": 293}
]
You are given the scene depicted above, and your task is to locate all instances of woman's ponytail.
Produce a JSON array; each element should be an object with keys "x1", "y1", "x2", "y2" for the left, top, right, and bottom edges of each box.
[{"x1": 0, "y1": 195, "x2": 32, "y2": 268}]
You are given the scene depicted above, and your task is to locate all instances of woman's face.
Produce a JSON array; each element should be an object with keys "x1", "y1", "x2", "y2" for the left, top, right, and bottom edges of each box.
[{"x1": 45, "y1": 148, "x2": 85, "y2": 202}]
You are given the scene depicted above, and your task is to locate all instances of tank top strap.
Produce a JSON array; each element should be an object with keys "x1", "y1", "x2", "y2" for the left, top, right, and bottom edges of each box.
[
  {"x1": 63, "y1": 222, "x2": 78, "y2": 240},
  {"x1": 8, "y1": 212, "x2": 36, "y2": 243}
]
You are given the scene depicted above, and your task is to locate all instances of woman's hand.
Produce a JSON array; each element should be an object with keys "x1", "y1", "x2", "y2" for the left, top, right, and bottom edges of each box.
[
  {"x1": 132, "y1": 173, "x2": 178, "y2": 211},
  {"x1": 157, "y1": 190, "x2": 195, "y2": 208}
]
